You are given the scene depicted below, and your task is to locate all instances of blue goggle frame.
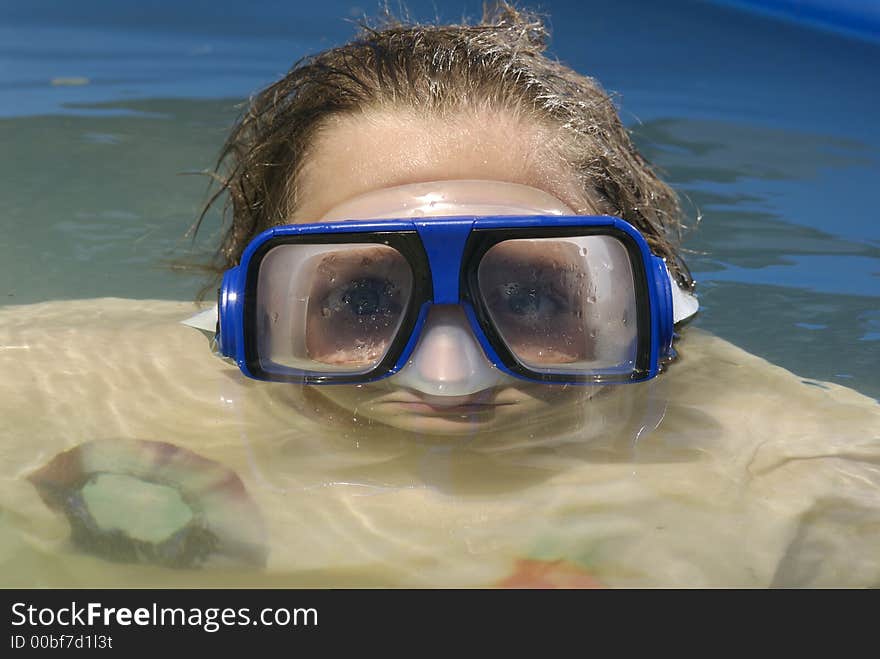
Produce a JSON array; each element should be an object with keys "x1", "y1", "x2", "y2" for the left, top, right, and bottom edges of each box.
[{"x1": 217, "y1": 215, "x2": 675, "y2": 385}]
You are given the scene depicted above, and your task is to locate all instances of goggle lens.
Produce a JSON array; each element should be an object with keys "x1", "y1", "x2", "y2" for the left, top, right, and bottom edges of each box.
[
  {"x1": 476, "y1": 236, "x2": 638, "y2": 373},
  {"x1": 255, "y1": 243, "x2": 414, "y2": 373}
]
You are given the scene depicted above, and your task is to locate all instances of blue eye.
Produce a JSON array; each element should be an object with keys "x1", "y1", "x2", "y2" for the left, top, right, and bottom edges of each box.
[
  {"x1": 327, "y1": 278, "x2": 400, "y2": 317},
  {"x1": 504, "y1": 283, "x2": 538, "y2": 315},
  {"x1": 499, "y1": 282, "x2": 565, "y2": 318},
  {"x1": 342, "y1": 280, "x2": 380, "y2": 315}
]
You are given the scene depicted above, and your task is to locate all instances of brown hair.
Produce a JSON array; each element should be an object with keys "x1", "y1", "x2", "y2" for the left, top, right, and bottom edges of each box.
[{"x1": 194, "y1": 2, "x2": 694, "y2": 288}]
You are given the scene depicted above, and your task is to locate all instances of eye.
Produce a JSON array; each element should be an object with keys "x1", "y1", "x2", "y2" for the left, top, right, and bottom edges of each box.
[
  {"x1": 342, "y1": 280, "x2": 381, "y2": 315},
  {"x1": 494, "y1": 282, "x2": 567, "y2": 319},
  {"x1": 323, "y1": 277, "x2": 401, "y2": 318}
]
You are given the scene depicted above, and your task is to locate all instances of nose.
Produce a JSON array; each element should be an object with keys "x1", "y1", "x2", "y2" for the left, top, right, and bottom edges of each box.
[{"x1": 391, "y1": 305, "x2": 510, "y2": 396}]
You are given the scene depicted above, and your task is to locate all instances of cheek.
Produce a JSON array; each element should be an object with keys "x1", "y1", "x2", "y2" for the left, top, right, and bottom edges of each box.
[
  {"x1": 505, "y1": 382, "x2": 596, "y2": 407},
  {"x1": 306, "y1": 384, "x2": 363, "y2": 414},
  {"x1": 499, "y1": 319, "x2": 590, "y2": 364},
  {"x1": 305, "y1": 313, "x2": 395, "y2": 365}
]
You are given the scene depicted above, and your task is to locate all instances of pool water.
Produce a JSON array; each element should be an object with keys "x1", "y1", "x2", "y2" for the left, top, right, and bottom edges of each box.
[{"x1": 1, "y1": 0, "x2": 878, "y2": 587}]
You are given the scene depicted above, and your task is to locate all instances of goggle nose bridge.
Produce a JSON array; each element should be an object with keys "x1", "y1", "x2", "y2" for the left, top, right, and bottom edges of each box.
[
  {"x1": 413, "y1": 217, "x2": 476, "y2": 304},
  {"x1": 387, "y1": 299, "x2": 508, "y2": 381},
  {"x1": 389, "y1": 217, "x2": 508, "y2": 379}
]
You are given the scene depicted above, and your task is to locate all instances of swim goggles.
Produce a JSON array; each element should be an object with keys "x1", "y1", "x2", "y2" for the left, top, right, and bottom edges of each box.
[{"x1": 207, "y1": 181, "x2": 698, "y2": 388}]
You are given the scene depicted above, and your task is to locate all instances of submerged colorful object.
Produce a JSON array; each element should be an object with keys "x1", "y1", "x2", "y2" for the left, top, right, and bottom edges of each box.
[
  {"x1": 495, "y1": 558, "x2": 604, "y2": 589},
  {"x1": 28, "y1": 439, "x2": 268, "y2": 569}
]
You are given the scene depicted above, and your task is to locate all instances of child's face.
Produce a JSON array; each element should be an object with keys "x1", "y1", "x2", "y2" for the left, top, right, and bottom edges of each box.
[{"x1": 287, "y1": 107, "x2": 606, "y2": 435}]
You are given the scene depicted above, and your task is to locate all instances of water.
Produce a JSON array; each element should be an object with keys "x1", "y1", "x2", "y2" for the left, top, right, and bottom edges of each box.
[{"x1": 1, "y1": 0, "x2": 878, "y2": 587}]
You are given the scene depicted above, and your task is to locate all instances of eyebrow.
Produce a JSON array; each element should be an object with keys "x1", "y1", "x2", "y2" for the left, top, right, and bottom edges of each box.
[
  {"x1": 306, "y1": 248, "x2": 410, "y2": 301},
  {"x1": 313, "y1": 247, "x2": 404, "y2": 271},
  {"x1": 483, "y1": 244, "x2": 587, "y2": 272}
]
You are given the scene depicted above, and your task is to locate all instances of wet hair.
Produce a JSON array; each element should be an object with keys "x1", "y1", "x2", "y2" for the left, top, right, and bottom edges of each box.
[{"x1": 194, "y1": 2, "x2": 694, "y2": 289}]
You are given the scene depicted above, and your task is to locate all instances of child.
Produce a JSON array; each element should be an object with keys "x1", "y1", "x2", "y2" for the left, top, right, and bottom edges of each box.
[{"x1": 190, "y1": 3, "x2": 700, "y2": 437}]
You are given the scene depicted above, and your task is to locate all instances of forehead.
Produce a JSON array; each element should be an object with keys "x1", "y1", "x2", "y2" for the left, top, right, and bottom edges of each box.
[{"x1": 291, "y1": 107, "x2": 595, "y2": 222}]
